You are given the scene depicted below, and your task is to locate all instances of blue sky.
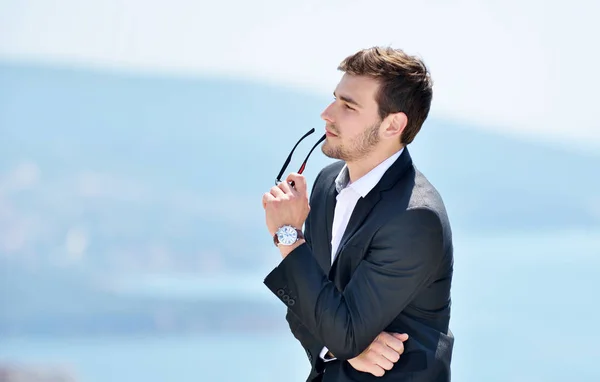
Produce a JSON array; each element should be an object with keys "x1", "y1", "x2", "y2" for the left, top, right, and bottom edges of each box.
[{"x1": 1, "y1": 0, "x2": 599, "y2": 153}]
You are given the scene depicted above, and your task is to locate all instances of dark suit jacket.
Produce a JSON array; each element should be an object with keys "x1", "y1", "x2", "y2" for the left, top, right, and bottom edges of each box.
[{"x1": 264, "y1": 148, "x2": 454, "y2": 382}]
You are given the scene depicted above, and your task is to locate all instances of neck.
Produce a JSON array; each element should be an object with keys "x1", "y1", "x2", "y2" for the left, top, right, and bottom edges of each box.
[{"x1": 346, "y1": 144, "x2": 404, "y2": 183}]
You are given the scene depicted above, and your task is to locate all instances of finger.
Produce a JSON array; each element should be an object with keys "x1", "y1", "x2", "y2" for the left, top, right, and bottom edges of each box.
[
  {"x1": 370, "y1": 341, "x2": 400, "y2": 363},
  {"x1": 262, "y1": 192, "x2": 275, "y2": 208},
  {"x1": 366, "y1": 350, "x2": 394, "y2": 371},
  {"x1": 380, "y1": 332, "x2": 406, "y2": 355},
  {"x1": 363, "y1": 362, "x2": 386, "y2": 377},
  {"x1": 391, "y1": 333, "x2": 409, "y2": 342},
  {"x1": 376, "y1": 356, "x2": 394, "y2": 371},
  {"x1": 350, "y1": 356, "x2": 386, "y2": 377},
  {"x1": 286, "y1": 173, "x2": 307, "y2": 195},
  {"x1": 270, "y1": 185, "x2": 286, "y2": 198},
  {"x1": 277, "y1": 180, "x2": 294, "y2": 195}
]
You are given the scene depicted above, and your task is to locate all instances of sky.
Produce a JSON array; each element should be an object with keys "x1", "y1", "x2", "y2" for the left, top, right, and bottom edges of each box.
[{"x1": 1, "y1": 0, "x2": 599, "y2": 153}]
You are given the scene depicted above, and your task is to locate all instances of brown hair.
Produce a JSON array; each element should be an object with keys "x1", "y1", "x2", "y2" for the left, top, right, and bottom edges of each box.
[{"x1": 338, "y1": 46, "x2": 433, "y2": 145}]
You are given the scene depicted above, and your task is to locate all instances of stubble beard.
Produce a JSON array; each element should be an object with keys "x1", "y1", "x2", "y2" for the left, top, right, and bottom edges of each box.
[{"x1": 321, "y1": 122, "x2": 381, "y2": 162}]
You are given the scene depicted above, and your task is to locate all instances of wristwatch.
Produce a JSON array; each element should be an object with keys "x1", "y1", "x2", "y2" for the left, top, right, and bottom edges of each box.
[{"x1": 273, "y1": 225, "x2": 304, "y2": 247}]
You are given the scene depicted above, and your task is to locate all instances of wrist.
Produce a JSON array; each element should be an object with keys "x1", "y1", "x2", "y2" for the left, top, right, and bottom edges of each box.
[{"x1": 278, "y1": 238, "x2": 305, "y2": 258}]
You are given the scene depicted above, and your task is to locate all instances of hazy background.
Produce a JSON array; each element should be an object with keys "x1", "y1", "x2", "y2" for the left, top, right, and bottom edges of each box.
[{"x1": 1, "y1": 1, "x2": 599, "y2": 381}]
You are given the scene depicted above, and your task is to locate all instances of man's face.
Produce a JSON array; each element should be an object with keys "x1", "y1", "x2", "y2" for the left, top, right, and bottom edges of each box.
[{"x1": 320, "y1": 73, "x2": 383, "y2": 162}]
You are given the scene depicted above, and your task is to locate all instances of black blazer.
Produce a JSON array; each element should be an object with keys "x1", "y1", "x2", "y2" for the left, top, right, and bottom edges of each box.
[{"x1": 264, "y1": 148, "x2": 454, "y2": 382}]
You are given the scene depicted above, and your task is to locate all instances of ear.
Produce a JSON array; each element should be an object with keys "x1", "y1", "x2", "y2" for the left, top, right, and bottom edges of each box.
[{"x1": 382, "y1": 112, "x2": 407, "y2": 139}]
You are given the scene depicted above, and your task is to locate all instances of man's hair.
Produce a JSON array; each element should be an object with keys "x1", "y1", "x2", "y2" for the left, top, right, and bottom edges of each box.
[{"x1": 338, "y1": 46, "x2": 433, "y2": 145}]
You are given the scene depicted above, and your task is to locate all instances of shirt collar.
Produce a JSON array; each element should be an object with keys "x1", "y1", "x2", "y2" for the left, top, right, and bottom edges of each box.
[{"x1": 334, "y1": 148, "x2": 404, "y2": 197}]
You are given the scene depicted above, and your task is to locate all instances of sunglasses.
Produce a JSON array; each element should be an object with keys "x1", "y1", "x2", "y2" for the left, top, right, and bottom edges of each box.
[{"x1": 275, "y1": 128, "x2": 326, "y2": 186}]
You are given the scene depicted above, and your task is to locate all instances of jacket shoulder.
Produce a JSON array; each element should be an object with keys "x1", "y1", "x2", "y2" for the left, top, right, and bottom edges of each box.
[
  {"x1": 306, "y1": 160, "x2": 343, "y2": 200},
  {"x1": 315, "y1": 160, "x2": 344, "y2": 184},
  {"x1": 406, "y1": 167, "x2": 452, "y2": 236}
]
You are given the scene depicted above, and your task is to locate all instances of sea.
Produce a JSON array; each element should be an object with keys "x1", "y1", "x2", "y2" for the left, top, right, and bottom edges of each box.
[{"x1": 2, "y1": 229, "x2": 599, "y2": 382}]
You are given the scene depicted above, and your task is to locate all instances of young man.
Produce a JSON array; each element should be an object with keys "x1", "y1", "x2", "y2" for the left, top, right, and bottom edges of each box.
[{"x1": 262, "y1": 46, "x2": 454, "y2": 382}]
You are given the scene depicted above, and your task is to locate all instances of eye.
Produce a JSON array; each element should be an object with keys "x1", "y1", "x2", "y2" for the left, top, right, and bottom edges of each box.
[{"x1": 345, "y1": 104, "x2": 355, "y2": 111}]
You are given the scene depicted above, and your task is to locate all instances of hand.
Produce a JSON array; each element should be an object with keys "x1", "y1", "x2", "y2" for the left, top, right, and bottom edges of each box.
[
  {"x1": 262, "y1": 173, "x2": 310, "y2": 237},
  {"x1": 347, "y1": 332, "x2": 409, "y2": 377}
]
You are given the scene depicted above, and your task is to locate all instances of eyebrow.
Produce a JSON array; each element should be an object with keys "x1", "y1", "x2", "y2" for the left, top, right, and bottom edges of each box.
[{"x1": 333, "y1": 91, "x2": 362, "y2": 108}]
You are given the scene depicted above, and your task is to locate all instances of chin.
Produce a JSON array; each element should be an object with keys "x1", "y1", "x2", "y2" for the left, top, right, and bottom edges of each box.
[{"x1": 321, "y1": 143, "x2": 342, "y2": 160}]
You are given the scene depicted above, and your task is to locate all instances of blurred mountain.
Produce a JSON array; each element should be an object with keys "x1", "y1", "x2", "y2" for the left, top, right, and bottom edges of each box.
[
  {"x1": 0, "y1": 61, "x2": 598, "y2": 336},
  {"x1": 0, "y1": 363, "x2": 78, "y2": 382}
]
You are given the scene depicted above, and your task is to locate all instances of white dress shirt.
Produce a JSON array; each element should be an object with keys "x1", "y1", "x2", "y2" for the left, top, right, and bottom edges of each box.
[{"x1": 319, "y1": 148, "x2": 404, "y2": 362}]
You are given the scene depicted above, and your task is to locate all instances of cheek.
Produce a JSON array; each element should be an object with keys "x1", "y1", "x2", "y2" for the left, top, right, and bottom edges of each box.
[
  {"x1": 339, "y1": 117, "x2": 364, "y2": 138},
  {"x1": 336, "y1": 109, "x2": 357, "y2": 127}
]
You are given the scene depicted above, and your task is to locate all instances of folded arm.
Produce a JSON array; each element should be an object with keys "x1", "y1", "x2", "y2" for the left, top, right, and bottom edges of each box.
[{"x1": 264, "y1": 207, "x2": 444, "y2": 360}]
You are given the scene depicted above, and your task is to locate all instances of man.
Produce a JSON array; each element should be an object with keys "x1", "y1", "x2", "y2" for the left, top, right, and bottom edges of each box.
[{"x1": 262, "y1": 46, "x2": 454, "y2": 381}]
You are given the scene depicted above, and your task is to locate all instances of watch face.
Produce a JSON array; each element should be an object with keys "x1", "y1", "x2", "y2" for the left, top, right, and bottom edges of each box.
[{"x1": 277, "y1": 226, "x2": 298, "y2": 245}]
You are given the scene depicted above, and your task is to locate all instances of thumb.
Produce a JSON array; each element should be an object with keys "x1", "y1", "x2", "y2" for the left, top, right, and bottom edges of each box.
[{"x1": 392, "y1": 333, "x2": 409, "y2": 341}]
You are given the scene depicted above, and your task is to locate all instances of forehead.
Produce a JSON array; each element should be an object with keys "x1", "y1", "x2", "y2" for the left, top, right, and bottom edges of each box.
[{"x1": 335, "y1": 73, "x2": 380, "y2": 108}]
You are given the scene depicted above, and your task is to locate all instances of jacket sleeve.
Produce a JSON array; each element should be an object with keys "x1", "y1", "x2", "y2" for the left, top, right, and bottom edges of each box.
[
  {"x1": 281, "y1": 170, "x2": 327, "y2": 371},
  {"x1": 285, "y1": 308, "x2": 327, "y2": 373},
  {"x1": 264, "y1": 207, "x2": 445, "y2": 360}
]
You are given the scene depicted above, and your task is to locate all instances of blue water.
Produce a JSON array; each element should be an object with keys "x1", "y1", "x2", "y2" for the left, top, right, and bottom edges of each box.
[
  {"x1": 0, "y1": 334, "x2": 309, "y2": 382},
  {"x1": 2, "y1": 229, "x2": 599, "y2": 382}
]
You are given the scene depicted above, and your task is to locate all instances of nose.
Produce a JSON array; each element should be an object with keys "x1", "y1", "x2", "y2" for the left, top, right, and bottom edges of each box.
[{"x1": 320, "y1": 102, "x2": 335, "y2": 123}]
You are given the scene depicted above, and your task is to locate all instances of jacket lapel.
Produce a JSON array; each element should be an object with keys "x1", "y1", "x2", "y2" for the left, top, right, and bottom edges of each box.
[
  {"x1": 330, "y1": 189, "x2": 381, "y2": 272},
  {"x1": 323, "y1": 179, "x2": 337, "y2": 274},
  {"x1": 328, "y1": 148, "x2": 413, "y2": 275}
]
